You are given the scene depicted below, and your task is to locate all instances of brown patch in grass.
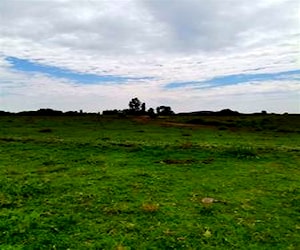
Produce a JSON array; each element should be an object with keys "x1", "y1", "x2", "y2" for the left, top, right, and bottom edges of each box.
[
  {"x1": 180, "y1": 142, "x2": 193, "y2": 149},
  {"x1": 202, "y1": 158, "x2": 214, "y2": 164},
  {"x1": 161, "y1": 121, "x2": 198, "y2": 128},
  {"x1": 116, "y1": 245, "x2": 129, "y2": 250},
  {"x1": 133, "y1": 116, "x2": 151, "y2": 123},
  {"x1": 141, "y1": 203, "x2": 159, "y2": 213}
]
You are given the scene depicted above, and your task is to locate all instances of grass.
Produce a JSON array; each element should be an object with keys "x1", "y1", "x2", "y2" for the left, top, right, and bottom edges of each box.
[{"x1": 0, "y1": 115, "x2": 299, "y2": 249}]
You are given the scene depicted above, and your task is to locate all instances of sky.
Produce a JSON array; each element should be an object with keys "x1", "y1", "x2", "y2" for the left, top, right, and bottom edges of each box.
[{"x1": 0, "y1": 0, "x2": 299, "y2": 113}]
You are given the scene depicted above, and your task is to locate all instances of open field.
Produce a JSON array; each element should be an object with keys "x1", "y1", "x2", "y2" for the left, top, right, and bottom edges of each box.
[{"x1": 0, "y1": 115, "x2": 300, "y2": 249}]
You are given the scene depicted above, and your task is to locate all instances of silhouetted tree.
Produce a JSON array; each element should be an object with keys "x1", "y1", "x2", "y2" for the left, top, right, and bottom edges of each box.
[
  {"x1": 156, "y1": 106, "x2": 174, "y2": 116},
  {"x1": 147, "y1": 108, "x2": 156, "y2": 118},
  {"x1": 156, "y1": 107, "x2": 160, "y2": 115},
  {"x1": 141, "y1": 103, "x2": 146, "y2": 113},
  {"x1": 129, "y1": 97, "x2": 141, "y2": 112}
]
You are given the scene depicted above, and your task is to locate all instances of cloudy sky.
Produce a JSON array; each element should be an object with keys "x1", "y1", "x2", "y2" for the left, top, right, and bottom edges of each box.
[{"x1": 0, "y1": 0, "x2": 299, "y2": 113}]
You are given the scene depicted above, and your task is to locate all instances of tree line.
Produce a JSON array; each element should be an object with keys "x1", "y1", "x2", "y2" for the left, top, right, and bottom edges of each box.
[
  {"x1": 102, "y1": 97, "x2": 174, "y2": 117},
  {"x1": 1, "y1": 97, "x2": 275, "y2": 116},
  {"x1": 0, "y1": 97, "x2": 174, "y2": 117}
]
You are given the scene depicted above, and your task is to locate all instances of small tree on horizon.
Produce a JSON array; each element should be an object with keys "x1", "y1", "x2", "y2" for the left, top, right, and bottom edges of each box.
[
  {"x1": 129, "y1": 97, "x2": 142, "y2": 112},
  {"x1": 147, "y1": 108, "x2": 156, "y2": 118},
  {"x1": 156, "y1": 106, "x2": 174, "y2": 116},
  {"x1": 141, "y1": 103, "x2": 146, "y2": 113}
]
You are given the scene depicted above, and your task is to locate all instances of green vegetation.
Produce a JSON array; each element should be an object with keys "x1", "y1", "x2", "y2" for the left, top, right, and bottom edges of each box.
[{"x1": 0, "y1": 115, "x2": 299, "y2": 249}]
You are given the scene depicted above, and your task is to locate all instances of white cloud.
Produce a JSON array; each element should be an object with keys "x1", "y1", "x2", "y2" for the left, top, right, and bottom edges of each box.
[{"x1": 0, "y1": 0, "x2": 299, "y2": 113}]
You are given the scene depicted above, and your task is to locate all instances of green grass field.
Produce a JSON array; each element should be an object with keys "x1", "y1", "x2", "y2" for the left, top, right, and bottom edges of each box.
[{"x1": 0, "y1": 115, "x2": 299, "y2": 249}]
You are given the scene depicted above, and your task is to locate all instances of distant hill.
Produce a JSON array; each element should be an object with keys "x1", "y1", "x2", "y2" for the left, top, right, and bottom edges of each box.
[{"x1": 178, "y1": 109, "x2": 240, "y2": 116}]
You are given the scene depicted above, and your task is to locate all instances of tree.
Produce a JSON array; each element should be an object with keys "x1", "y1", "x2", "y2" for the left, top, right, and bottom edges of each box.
[
  {"x1": 141, "y1": 103, "x2": 146, "y2": 113},
  {"x1": 156, "y1": 106, "x2": 174, "y2": 116},
  {"x1": 147, "y1": 108, "x2": 156, "y2": 118},
  {"x1": 129, "y1": 97, "x2": 141, "y2": 112}
]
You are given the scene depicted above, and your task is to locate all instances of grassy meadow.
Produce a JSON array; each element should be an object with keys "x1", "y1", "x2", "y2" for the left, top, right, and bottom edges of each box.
[{"x1": 0, "y1": 114, "x2": 299, "y2": 249}]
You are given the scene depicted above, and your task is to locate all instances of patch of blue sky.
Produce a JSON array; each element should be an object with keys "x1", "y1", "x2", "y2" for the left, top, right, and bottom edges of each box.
[
  {"x1": 166, "y1": 81, "x2": 200, "y2": 89},
  {"x1": 165, "y1": 69, "x2": 300, "y2": 89},
  {"x1": 6, "y1": 56, "x2": 152, "y2": 84}
]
